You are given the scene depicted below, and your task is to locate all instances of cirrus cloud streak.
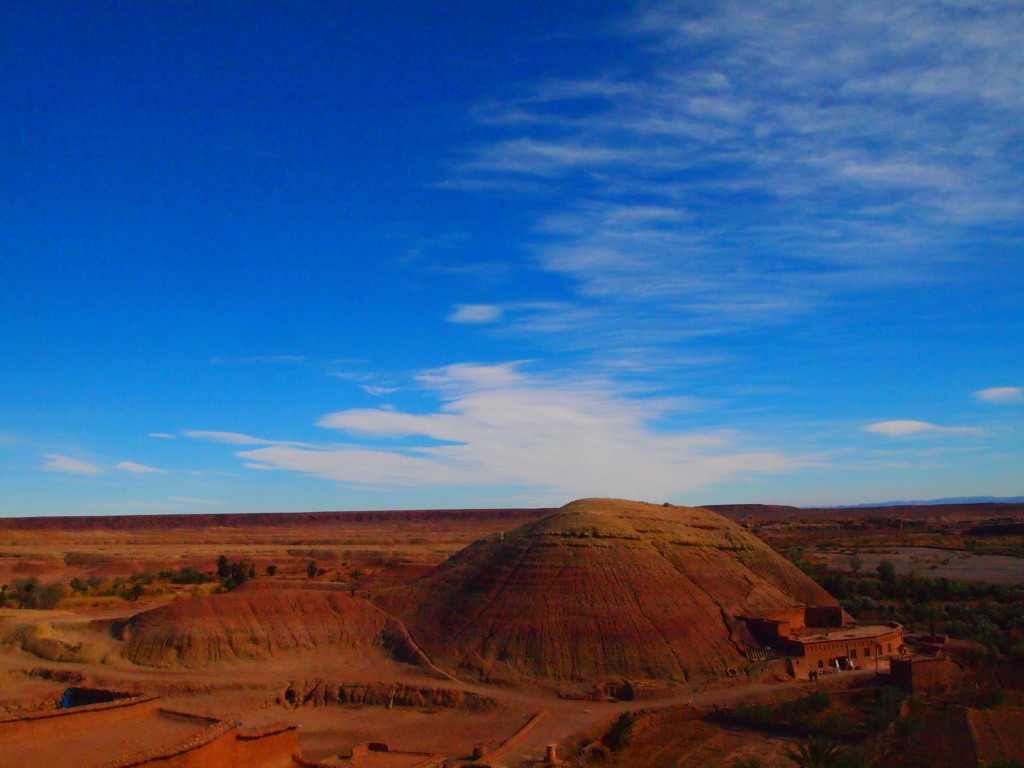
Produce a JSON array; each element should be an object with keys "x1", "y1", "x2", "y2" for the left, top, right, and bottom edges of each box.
[
  {"x1": 454, "y1": 0, "x2": 1024, "y2": 360},
  {"x1": 863, "y1": 420, "x2": 981, "y2": 437},
  {"x1": 974, "y1": 387, "x2": 1023, "y2": 404},
  {"x1": 191, "y1": 363, "x2": 803, "y2": 499},
  {"x1": 41, "y1": 454, "x2": 104, "y2": 476}
]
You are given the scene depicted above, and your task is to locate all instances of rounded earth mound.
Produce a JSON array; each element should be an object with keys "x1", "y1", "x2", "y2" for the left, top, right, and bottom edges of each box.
[
  {"x1": 119, "y1": 589, "x2": 396, "y2": 668},
  {"x1": 375, "y1": 498, "x2": 837, "y2": 685}
]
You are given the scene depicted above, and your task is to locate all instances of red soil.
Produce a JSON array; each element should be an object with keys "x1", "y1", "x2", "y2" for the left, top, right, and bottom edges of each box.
[
  {"x1": 120, "y1": 589, "x2": 398, "y2": 668},
  {"x1": 375, "y1": 498, "x2": 836, "y2": 686},
  {"x1": 0, "y1": 508, "x2": 552, "y2": 531}
]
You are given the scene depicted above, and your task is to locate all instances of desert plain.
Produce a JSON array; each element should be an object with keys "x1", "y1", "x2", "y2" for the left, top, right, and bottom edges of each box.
[{"x1": 1, "y1": 498, "x2": 1022, "y2": 768}]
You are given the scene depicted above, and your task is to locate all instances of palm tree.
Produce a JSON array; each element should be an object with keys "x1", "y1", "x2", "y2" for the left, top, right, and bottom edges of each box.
[{"x1": 786, "y1": 735, "x2": 847, "y2": 768}]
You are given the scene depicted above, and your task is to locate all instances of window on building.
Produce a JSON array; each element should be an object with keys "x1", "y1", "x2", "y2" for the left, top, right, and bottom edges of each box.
[
  {"x1": 864, "y1": 646, "x2": 871, "y2": 657},
  {"x1": 887, "y1": 644, "x2": 892, "y2": 653},
  {"x1": 850, "y1": 648, "x2": 857, "y2": 659}
]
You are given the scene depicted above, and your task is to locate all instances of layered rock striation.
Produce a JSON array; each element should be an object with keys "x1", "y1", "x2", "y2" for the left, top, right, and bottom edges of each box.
[
  {"x1": 375, "y1": 498, "x2": 837, "y2": 684},
  {"x1": 119, "y1": 589, "x2": 397, "y2": 667}
]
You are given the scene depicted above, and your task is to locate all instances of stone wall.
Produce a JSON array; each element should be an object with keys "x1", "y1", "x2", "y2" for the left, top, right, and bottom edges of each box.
[{"x1": 890, "y1": 655, "x2": 962, "y2": 693}]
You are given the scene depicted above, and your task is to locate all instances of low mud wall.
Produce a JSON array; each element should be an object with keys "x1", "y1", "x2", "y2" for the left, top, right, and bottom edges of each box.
[
  {"x1": 233, "y1": 722, "x2": 300, "y2": 768},
  {"x1": 0, "y1": 694, "x2": 160, "y2": 742},
  {"x1": 95, "y1": 716, "x2": 298, "y2": 768},
  {"x1": 99, "y1": 718, "x2": 235, "y2": 768},
  {"x1": 0, "y1": 692, "x2": 300, "y2": 768}
]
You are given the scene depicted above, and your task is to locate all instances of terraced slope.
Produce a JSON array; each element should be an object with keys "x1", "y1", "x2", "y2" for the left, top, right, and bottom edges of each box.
[
  {"x1": 375, "y1": 498, "x2": 837, "y2": 685},
  {"x1": 120, "y1": 588, "x2": 397, "y2": 667}
]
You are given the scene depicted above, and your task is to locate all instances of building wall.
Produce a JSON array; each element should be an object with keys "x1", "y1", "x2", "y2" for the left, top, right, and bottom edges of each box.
[
  {"x1": 0, "y1": 696, "x2": 161, "y2": 744},
  {"x1": 0, "y1": 695, "x2": 299, "y2": 768},
  {"x1": 745, "y1": 606, "x2": 849, "y2": 647},
  {"x1": 796, "y1": 626, "x2": 904, "y2": 669},
  {"x1": 891, "y1": 656, "x2": 961, "y2": 693},
  {"x1": 235, "y1": 727, "x2": 300, "y2": 768},
  {"x1": 805, "y1": 606, "x2": 843, "y2": 628},
  {"x1": 101, "y1": 721, "x2": 298, "y2": 768},
  {"x1": 127, "y1": 729, "x2": 238, "y2": 768}
]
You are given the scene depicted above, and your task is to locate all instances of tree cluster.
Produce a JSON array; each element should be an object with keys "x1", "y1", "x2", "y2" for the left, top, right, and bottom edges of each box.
[
  {"x1": 0, "y1": 577, "x2": 67, "y2": 609},
  {"x1": 216, "y1": 555, "x2": 257, "y2": 590},
  {"x1": 792, "y1": 555, "x2": 1024, "y2": 659}
]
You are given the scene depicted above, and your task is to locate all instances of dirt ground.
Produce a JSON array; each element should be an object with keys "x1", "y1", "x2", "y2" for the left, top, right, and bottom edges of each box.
[
  {"x1": 0, "y1": 513, "x2": 534, "y2": 585},
  {"x1": 815, "y1": 547, "x2": 1024, "y2": 584},
  {"x1": 1, "y1": 504, "x2": 1017, "y2": 766}
]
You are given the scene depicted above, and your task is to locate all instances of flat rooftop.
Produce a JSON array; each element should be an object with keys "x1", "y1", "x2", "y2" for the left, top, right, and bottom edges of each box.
[
  {"x1": 0, "y1": 701, "x2": 222, "y2": 768},
  {"x1": 793, "y1": 623, "x2": 900, "y2": 644}
]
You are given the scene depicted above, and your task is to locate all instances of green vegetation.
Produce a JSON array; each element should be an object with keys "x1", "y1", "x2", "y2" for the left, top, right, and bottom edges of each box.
[
  {"x1": 792, "y1": 556, "x2": 1024, "y2": 659},
  {"x1": 724, "y1": 687, "x2": 909, "y2": 742},
  {"x1": 216, "y1": 555, "x2": 256, "y2": 590},
  {"x1": 720, "y1": 688, "x2": 916, "y2": 768},
  {"x1": 785, "y1": 735, "x2": 846, "y2": 768},
  {"x1": 161, "y1": 566, "x2": 209, "y2": 584},
  {"x1": 0, "y1": 578, "x2": 66, "y2": 609}
]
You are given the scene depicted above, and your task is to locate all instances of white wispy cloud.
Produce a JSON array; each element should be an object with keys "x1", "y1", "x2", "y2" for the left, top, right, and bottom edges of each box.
[
  {"x1": 974, "y1": 387, "x2": 1023, "y2": 404},
  {"x1": 451, "y1": 0, "x2": 1024, "y2": 355},
  {"x1": 360, "y1": 385, "x2": 399, "y2": 397},
  {"x1": 191, "y1": 362, "x2": 803, "y2": 499},
  {"x1": 182, "y1": 430, "x2": 279, "y2": 445},
  {"x1": 115, "y1": 461, "x2": 169, "y2": 474},
  {"x1": 41, "y1": 454, "x2": 104, "y2": 476},
  {"x1": 863, "y1": 420, "x2": 982, "y2": 437},
  {"x1": 447, "y1": 303, "x2": 505, "y2": 324},
  {"x1": 148, "y1": 433, "x2": 175, "y2": 439}
]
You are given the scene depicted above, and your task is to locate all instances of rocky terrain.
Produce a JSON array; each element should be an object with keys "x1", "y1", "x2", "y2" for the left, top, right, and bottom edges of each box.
[
  {"x1": 375, "y1": 498, "x2": 836, "y2": 685},
  {"x1": 3, "y1": 497, "x2": 1020, "y2": 766},
  {"x1": 118, "y1": 586, "x2": 406, "y2": 668}
]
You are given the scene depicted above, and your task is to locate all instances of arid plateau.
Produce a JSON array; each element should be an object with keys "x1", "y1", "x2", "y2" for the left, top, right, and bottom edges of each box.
[{"x1": 2, "y1": 498, "x2": 1022, "y2": 768}]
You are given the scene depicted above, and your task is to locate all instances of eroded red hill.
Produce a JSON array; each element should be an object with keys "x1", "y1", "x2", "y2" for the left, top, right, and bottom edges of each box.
[
  {"x1": 119, "y1": 588, "x2": 399, "y2": 668},
  {"x1": 375, "y1": 498, "x2": 837, "y2": 685}
]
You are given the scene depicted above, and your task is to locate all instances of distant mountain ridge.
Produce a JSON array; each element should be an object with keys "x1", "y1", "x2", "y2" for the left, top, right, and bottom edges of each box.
[
  {"x1": 831, "y1": 496, "x2": 1024, "y2": 508},
  {"x1": 2, "y1": 498, "x2": 1022, "y2": 529}
]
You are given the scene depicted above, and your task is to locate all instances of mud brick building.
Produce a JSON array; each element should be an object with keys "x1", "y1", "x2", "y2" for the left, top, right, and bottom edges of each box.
[{"x1": 744, "y1": 605, "x2": 904, "y2": 676}]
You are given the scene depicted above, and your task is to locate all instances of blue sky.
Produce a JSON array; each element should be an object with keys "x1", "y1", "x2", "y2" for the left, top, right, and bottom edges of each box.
[{"x1": 2, "y1": 0, "x2": 1022, "y2": 516}]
